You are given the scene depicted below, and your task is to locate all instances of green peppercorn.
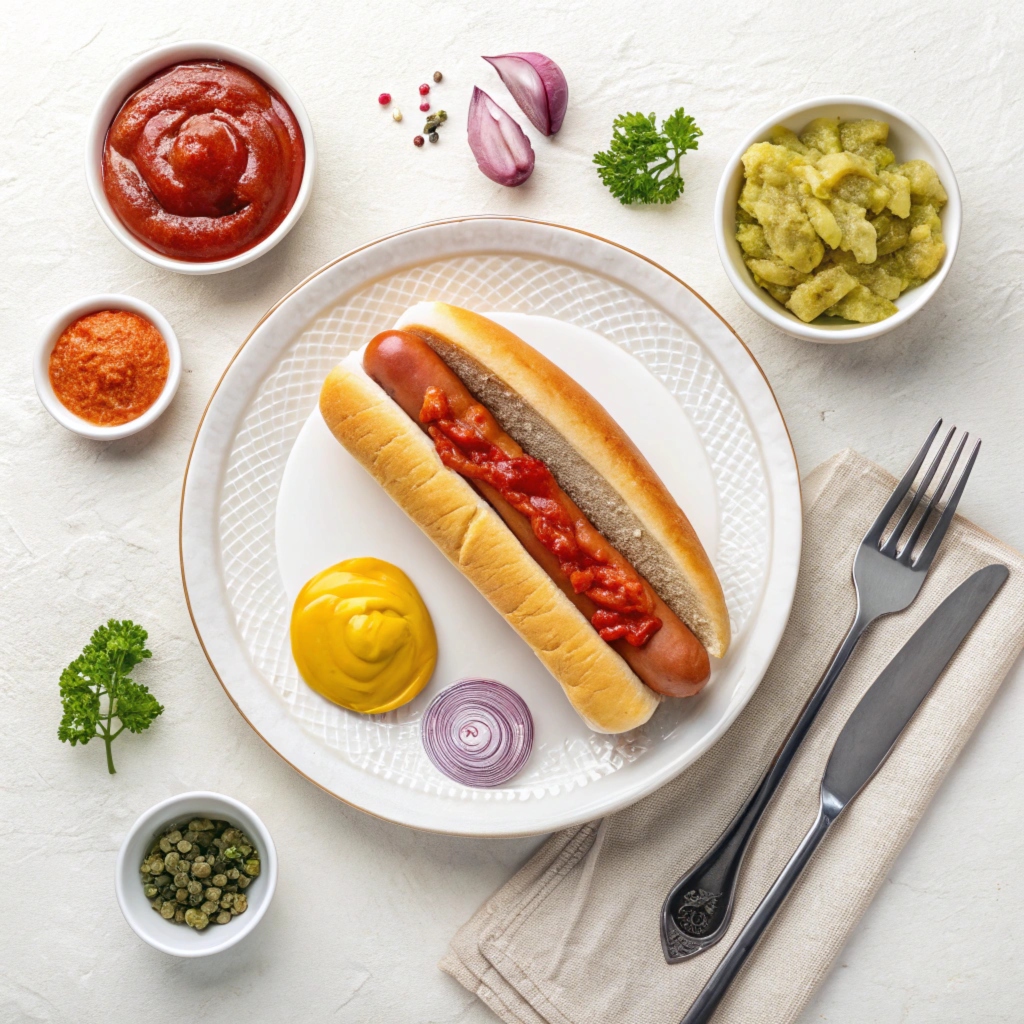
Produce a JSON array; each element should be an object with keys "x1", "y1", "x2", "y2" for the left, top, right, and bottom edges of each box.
[
  {"x1": 142, "y1": 818, "x2": 259, "y2": 928},
  {"x1": 184, "y1": 909, "x2": 209, "y2": 930}
]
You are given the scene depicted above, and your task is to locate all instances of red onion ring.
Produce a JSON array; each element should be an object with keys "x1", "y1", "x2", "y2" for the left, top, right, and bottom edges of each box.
[{"x1": 421, "y1": 679, "x2": 533, "y2": 787}]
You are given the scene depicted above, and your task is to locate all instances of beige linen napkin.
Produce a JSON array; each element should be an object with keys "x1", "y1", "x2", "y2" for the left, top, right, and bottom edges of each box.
[{"x1": 441, "y1": 449, "x2": 1024, "y2": 1024}]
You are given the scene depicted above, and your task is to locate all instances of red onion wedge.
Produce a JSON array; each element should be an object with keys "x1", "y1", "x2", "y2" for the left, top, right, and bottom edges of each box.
[
  {"x1": 467, "y1": 87, "x2": 535, "y2": 186},
  {"x1": 421, "y1": 679, "x2": 534, "y2": 788},
  {"x1": 483, "y1": 52, "x2": 568, "y2": 136}
]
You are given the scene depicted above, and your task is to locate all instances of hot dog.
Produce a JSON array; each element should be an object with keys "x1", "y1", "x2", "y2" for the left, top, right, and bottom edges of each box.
[
  {"x1": 363, "y1": 329, "x2": 710, "y2": 697},
  {"x1": 319, "y1": 302, "x2": 730, "y2": 733}
]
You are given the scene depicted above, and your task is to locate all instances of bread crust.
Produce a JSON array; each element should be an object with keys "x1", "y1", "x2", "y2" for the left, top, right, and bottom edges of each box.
[
  {"x1": 395, "y1": 302, "x2": 731, "y2": 658},
  {"x1": 319, "y1": 358, "x2": 660, "y2": 734}
]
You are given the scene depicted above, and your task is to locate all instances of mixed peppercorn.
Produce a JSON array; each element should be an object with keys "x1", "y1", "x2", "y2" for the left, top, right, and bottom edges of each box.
[
  {"x1": 140, "y1": 818, "x2": 260, "y2": 931},
  {"x1": 378, "y1": 73, "x2": 446, "y2": 146}
]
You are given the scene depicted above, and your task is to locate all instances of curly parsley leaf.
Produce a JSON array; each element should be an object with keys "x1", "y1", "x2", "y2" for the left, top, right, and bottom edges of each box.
[
  {"x1": 593, "y1": 108, "x2": 703, "y2": 205},
  {"x1": 58, "y1": 619, "x2": 161, "y2": 774}
]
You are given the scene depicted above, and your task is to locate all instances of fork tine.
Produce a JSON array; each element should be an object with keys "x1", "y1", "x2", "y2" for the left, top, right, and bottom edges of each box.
[
  {"x1": 880, "y1": 425, "x2": 955, "y2": 556},
  {"x1": 896, "y1": 432, "x2": 967, "y2": 564},
  {"x1": 912, "y1": 438, "x2": 981, "y2": 572},
  {"x1": 863, "y1": 418, "x2": 943, "y2": 547}
]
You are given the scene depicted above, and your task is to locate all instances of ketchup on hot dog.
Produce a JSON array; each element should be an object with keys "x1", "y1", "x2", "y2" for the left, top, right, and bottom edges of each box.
[{"x1": 420, "y1": 385, "x2": 661, "y2": 647}]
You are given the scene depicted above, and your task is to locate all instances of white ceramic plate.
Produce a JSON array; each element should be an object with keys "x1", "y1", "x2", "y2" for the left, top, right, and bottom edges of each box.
[{"x1": 181, "y1": 217, "x2": 801, "y2": 836}]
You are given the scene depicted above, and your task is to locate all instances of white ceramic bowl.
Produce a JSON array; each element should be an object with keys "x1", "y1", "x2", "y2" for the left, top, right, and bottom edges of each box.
[
  {"x1": 34, "y1": 294, "x2": 181, "y2": 440},
  {"x1": 115, "y1": 791, "x2": 277, "y2": 957},
  {"x1": 715, "y1": 96, "x2": 961, "y2": 343},
  {"x1": 85, "y1": 40, "x2": 316, "y2": 275}
]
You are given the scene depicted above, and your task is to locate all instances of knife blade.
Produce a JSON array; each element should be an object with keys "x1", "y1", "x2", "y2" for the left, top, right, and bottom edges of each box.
[
  {"x1": 680, "y1": 563, "x2": 1009, "y2": 1024},
  {"x1": 822, "y1": 562, "x2": 1008, "y2": 810}
]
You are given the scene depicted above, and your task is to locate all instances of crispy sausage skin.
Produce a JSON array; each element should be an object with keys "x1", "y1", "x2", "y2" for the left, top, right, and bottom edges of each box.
[{"x1": 363, "y1": 330, "x2": 710, "y2": 697}]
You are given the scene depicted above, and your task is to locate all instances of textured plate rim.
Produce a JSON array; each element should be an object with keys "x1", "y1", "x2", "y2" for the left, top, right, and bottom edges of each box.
[{"x1": 180, "y1": 215, "x2": 802, "y2": 836}]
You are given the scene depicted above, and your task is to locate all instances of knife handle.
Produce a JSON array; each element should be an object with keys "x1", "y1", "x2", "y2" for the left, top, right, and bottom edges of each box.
[{"x1": 679, "y1": 806, "x2": 834, "y2": 1024}]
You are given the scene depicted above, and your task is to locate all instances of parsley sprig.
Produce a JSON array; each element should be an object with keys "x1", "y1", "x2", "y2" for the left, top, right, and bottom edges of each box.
[
  {"x1": 593, "y1": 108, "x2": 703, "y2": 205},
  {"x1": 58, "y1": 619, "x2": 163, "y2": 774}
]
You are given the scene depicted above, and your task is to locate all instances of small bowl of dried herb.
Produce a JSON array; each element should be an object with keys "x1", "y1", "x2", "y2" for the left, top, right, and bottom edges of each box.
[{"x1": 116, "y1": 792, "x2": 277, "y2": 957}]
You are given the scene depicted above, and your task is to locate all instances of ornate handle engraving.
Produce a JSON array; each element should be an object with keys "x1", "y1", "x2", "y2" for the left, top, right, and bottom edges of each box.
[{"x1": 675, "y1": 889, "x2": 720, "y2": 937}]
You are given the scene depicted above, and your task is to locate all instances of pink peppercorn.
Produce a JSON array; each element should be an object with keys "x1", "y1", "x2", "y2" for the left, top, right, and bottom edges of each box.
[
  {"x1": 419, "y1": 101, "x2": 430, "y2": 112},
  {"x1": 418, "y1": 83, "x2": 430, "y2": 95},
  {"x1": 413, "y1": 135, "x2": 425, "y2": 147},
  {"x1": 378, "y1": 92, "x2": 391, "y2": 106}
]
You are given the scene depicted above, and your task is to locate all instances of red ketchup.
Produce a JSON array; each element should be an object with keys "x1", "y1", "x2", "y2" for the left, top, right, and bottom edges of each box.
[
  {"x1": 102, "y1": 61, "x2": 305, "y2": 262},
  {"x1": 420, "y1": 386, "x2": 662, "y2": 647}
]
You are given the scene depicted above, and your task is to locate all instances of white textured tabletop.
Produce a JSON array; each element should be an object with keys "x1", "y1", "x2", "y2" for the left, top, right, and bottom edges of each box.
[{"x1": 2, "y1": 2, "x2": 1022, "y2": 1021}]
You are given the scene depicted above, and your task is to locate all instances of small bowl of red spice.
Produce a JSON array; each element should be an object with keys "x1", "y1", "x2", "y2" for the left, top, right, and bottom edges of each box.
[
  {"x1": 86, "y1": 41, "x2": 315, "y2": 274},
  {"x1": 34, "y1": 295, "x2": 181, "y2": 440}
]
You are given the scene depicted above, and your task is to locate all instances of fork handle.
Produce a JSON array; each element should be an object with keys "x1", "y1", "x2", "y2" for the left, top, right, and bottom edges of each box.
[
  {"x1": 679, "y1": 807, "x2": 835, "y2": 1024},
  {"x1": 662, "y1": 611, "x2": 871, "y2": 958},
  {"x1": 744, "y1": 609, "x2": 870, "y2": 820}
]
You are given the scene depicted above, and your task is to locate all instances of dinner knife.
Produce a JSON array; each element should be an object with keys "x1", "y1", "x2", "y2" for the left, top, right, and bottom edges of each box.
[{"x1": 679, "y1": 563, "x2": 1009, "y2": 1024}]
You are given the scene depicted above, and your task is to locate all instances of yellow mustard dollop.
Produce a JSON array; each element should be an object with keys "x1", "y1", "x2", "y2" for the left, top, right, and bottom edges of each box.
[{"x1": 290, "y1": 558, "x2": 437, "y2": 714}]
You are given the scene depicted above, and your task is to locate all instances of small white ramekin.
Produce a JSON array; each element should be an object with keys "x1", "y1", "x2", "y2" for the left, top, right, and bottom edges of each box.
[
  {"x1": 115, "y1": 791, "x2": 277, "y2": 958},
  {"x1": 715, "y1": 96, "x2": 961, "y2": 343},
  {"x1": 85, "y1": 40, "x2": 316, "y2": 275},
  {"x1": 34, "y1": 294, "x2": 182, "y2": 440}
]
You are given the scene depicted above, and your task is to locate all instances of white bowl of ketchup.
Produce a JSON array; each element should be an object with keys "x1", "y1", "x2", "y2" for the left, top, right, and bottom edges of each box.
[{"x1": 85, "y1": 40, "x2": 316, "y2": 275}]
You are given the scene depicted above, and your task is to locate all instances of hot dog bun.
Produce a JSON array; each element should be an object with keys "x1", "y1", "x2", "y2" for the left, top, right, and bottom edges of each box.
[
  {"x1": 319, "y1": 355, "x2": 660, "y2": 733},
  {"x1": 394, "y1": 302, "x2": 730, "y2": 659}
]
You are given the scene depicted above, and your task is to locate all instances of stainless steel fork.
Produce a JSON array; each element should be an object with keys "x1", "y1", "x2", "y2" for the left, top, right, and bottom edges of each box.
[{"x1": 661, "y1": 420, "x2": 980, "y2": 962}]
